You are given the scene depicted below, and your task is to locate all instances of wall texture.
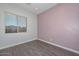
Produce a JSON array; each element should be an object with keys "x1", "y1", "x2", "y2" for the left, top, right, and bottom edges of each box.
[
  {"x1": 0, "y1": 4, "x2": 37, "y2": 49},
  {"x1": 38, "y1": 3, "x2": 79, "y2": 52}
]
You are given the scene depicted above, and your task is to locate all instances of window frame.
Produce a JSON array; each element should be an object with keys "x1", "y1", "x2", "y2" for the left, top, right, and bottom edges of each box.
[{"x1": 4, "y1": 12, "x2": 27, "y2": 33}]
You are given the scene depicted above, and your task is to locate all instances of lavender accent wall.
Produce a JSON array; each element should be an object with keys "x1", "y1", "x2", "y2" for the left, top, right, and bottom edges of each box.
[{"x1": 38, "y1": 3, "x2": 79, "y2": 51}]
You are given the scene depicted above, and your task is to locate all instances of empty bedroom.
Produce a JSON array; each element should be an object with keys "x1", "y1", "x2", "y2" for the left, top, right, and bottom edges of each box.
[{"x1": 0, "y1": 3, "x2": 79, "y2": 56}]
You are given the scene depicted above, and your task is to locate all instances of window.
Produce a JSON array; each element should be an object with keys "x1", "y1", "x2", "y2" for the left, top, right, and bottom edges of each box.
[
  {"x1": 17, "y1": 16, "x2": 27, "y2": 32},
  {"x1": 5, "y1": 12, "x2": 27, "y2": 33}
]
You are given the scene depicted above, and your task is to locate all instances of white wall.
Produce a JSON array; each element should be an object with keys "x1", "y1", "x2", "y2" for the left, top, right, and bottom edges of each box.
[{"x1": 0, "y1": 4, "x2": 37, "y2": 49}]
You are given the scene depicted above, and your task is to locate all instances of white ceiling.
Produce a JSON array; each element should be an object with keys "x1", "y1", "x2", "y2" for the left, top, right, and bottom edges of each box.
[
  {"x1": 18, "y1": 3, "x2": 57, "y2": 14},
  {"x1": 0, "y1": 3, "x2": 57, "y2": 14}
]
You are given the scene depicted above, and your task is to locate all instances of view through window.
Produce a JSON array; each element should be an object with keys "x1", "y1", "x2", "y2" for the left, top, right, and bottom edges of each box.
[{"x1": 5, "y1": 12, "x2": 27, "y2": 33}]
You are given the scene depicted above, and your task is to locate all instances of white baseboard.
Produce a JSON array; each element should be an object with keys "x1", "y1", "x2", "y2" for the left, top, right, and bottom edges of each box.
[
  {"x1": 0, "y1": 37, "x2": 37, "y2": 50},
  {"x1": 38, "y1": 39, "x2": 79, "y2": 54}
]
